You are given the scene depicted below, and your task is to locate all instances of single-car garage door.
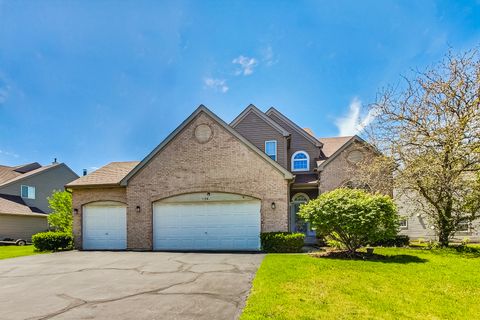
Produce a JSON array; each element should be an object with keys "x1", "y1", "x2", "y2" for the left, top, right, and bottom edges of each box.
[
  {"x1": 153, "y1": 192, "x2": 261, "y2": 251},
  {"x1": 82, "y1": 202, "x2": 127, "y2": 250}
]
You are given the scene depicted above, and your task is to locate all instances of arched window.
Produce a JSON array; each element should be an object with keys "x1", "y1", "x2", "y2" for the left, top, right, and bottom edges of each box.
[
  {"x1": 291, "y1": 151, "x2": 309, "y2": 171},
  {"x1": 292, "y1": 193, "x2": 310, "y2": 203}
]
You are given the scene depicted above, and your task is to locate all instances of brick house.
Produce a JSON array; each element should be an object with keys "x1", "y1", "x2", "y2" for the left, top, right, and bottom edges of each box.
[{"x1": 67, "y1": 105, "x2": 376, "y2": 251}]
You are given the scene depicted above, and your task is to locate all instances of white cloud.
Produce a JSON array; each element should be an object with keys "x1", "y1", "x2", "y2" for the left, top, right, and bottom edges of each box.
[
  {"x1": 335, "y1": 97, "x2": 377, "y2": 136},
  {"x1": 0, "y1": 149, "x2": 19, "y2": 158},
  {"x1": 232, "y1": 55, "x2": 258, "y2": 76},
  {"x1": 203, "y1": 78, "x2": 229, "y2": 93},
  {"x1": 261, "y1": 46, "x2": 278, "y2": 66},
  {"x1": 0, "y1": 75, "x2": 11, "y2": 105}
]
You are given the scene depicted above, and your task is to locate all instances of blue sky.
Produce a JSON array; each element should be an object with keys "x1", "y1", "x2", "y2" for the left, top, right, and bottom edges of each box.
[{"x1": 0, "y1": 0, "x2": 479, "y2": 174}]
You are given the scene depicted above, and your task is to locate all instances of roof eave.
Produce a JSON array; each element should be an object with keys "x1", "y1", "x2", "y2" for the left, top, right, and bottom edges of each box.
[
  {"x1": 66, "y1": 183, "x2": 124, "y2": 189},
  {"x1": 121, "y1": 105, "x2": 294, "y2": 185}
]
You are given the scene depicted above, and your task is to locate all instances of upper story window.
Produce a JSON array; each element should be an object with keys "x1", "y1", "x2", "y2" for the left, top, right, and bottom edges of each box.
[
  {"x1": 265, "y1": 140, "x2": 277, "y2": 161},
  {"x1": 21, "y1": 185, "x2": 36, "y2": 199},
  {"x1": 291, "y1": 151, "x2": 309, "y2": 171}
]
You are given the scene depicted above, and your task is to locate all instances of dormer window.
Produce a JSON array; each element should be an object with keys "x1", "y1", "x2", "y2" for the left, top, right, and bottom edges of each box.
[
  {"x1": 21, "y1": 185, "x2": 36, "y2": 199},
  {"x1": 265, "y1": 140, "x2": 277, "y2": 161},
  {"x1": 292, "y1": 151, "x2": 309, "y2": 171}
]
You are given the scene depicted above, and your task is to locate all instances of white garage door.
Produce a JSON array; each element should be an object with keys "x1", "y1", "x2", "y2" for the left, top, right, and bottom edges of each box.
[
  {"x1": 153, "y1": 193, "x2": 261, "y2": 251},
  {"x1": 83, "y1": 202, "x2": 127, "y2": 250}
]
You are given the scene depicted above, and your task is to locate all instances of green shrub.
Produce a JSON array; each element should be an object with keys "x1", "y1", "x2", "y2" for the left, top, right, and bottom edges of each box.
[
  {"x1": 372, "y1": 235, "x2": 410, "y2": 247},
  {"x1": 299, "y1": 188, "x2": 398, "y2": 255},
  {"x1": 32, "y1": 231, "x2": 73, "y2": 252},
  {"x1": 260, "y1": 232, "x2": 305, "y2": 253}
]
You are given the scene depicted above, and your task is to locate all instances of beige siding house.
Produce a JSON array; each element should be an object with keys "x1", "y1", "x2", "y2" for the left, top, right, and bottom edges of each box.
[{"x1": 0, "y1": 162, "x2": 78, "y2": 241}]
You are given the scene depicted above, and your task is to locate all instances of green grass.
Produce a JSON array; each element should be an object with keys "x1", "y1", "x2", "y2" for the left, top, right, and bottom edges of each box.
[
  {"x1": 0, "y1": 245, "x2": 46, "y2": 260},
  {"x1": 241, "y1": 247, "x2": 480, "y2": 320}
]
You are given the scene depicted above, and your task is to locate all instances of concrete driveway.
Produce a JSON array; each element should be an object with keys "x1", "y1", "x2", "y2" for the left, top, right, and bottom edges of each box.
[{"x1": 0, "y1": 251, "x2": 264, "y2": 320}]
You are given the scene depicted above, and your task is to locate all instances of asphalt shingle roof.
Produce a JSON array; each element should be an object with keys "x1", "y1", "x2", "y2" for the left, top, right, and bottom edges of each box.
[
  {"x1": 66, "y1": 161, "x2": 140, "y2": 187},
  {"x1": 0, "y1": 194, "x2": 46, "y2": 216},
  {"x1": 318, "y1": 136, "x2": 354, "y2": 158}
]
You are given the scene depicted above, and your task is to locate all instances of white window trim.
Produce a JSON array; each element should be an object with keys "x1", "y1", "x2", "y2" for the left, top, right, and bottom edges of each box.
[
  {"x1": 292, "y1": 192, "x2": 310, "y2": 203},
  {"x1": 456, "y1": 220, "x2": 471, "y2": 233},
  {"x1": 399, "y1": 217, "x2": 408, "y2": 229},
  {"x1": 291, "y1": 150, "x2": 310, "y2": 172},
  {"x1": 265, "y1": 140, "x2": 277, "y2": 161},
  {"x1": 21, "y1": 185, "x2": 36, "y2": 199}
]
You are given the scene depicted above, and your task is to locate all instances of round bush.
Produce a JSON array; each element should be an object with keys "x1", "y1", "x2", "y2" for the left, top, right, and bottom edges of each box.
[
  {"x1": 299, "y1": 188, "x2": 398, "y2": 254},
  {"x1": 32, "y1": 231, "x2": 73, "y2": 252}
]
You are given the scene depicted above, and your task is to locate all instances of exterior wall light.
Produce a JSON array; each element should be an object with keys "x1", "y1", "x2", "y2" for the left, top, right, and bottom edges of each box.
[
  {"x1": 73, "y1": 208, "x2": 78, "y2": 215},
  {"x1": 271, "y1": 202, "x2": 276, "y2": 209},
  {"x1": 136, "y1": 206, "x2": 141, "y2": 213}
]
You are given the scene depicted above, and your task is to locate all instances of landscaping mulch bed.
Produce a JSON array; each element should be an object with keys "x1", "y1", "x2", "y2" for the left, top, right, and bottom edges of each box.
[{"x1": 310, "y1": 250, "x2": 388, "y2": 261}]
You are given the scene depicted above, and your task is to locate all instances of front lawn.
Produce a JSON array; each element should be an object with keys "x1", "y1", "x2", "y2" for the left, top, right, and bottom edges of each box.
[
  {"x1": 241, "y1": 247, "x2": 480, "y2": 319},
  {"x1": 0, "y1": 245, "x2": 45, "y2": 260}
]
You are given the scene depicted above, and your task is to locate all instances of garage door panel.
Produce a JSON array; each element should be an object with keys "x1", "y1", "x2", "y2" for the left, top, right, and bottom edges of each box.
[
  {"x1": 153, "y1": 197, "x2": 261, "y2": 251},
  {"x1": 83, "y1": 205, "x2": 127, "y2": 250}
]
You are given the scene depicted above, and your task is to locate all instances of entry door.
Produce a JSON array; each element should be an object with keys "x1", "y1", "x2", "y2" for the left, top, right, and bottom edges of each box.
[
  {"x1": 153, "y1": 198, "x2": 261, "y2": 251},
  {"x1": 83, "y1": 204, "x2": 127, "y2": 250}
]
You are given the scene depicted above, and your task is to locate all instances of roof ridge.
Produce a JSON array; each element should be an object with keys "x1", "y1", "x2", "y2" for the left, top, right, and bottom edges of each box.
[
  {"x1": 230, "y1": 104, "x2": 290, "y2": 136},
  {"x1": 120, "y1": 105, "x2": 293, "y2": 186},
  {"x1": 265, "y1": 107, "x2": 323, "y2": 147}
]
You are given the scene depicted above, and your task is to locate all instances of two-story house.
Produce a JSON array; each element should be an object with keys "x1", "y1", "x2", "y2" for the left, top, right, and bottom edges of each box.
[
  {"x1": 0, "y1": 161, "x2": 79, "y2": 241},
  {"x1": 67, "y1": 105, "x2": 377, "y2": 251}
]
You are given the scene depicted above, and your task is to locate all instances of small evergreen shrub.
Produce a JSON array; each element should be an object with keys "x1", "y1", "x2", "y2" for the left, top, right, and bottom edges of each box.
[
  {"x1": 32, "y1": 231, "x2": 73, "y2": 251},
  {"x1": 372, "y1": 235, "x2": 410, "y2": 247},
  {"x1": 260, "y1": 232, "x2": 305, "y2": 253}
]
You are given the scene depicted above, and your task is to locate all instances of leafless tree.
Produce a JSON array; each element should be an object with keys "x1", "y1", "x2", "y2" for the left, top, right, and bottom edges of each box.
[{"x1": 364, "y1": 49, "x2": 480, "y2": 246}]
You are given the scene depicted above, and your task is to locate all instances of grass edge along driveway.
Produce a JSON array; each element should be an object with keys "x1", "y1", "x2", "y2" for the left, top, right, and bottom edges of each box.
[
  {"x1": 240, "y1": 247, "x2": 480, "y2": 320},
  {"x1": 0, "y1": 245, "x2": 46, "y2": 260}
]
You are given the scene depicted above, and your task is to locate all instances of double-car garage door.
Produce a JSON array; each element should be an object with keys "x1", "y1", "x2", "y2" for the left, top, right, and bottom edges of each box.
[{"x1": 82, "y1": 193, "x2": 261, "y2": 251}]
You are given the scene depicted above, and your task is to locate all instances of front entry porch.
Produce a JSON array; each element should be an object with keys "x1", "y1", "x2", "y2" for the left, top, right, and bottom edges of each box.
[{"x1": 289, "y1": 191, "x2": 318, "y2": 244}]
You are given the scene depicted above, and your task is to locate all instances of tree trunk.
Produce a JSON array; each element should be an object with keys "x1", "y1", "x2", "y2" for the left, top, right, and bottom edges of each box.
[{"x1": 438, "y1": 230, "x2": 450, "y2": 247}]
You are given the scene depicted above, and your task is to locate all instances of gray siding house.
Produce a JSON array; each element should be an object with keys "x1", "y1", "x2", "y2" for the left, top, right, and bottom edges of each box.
[{"x1": 0, "y1": 161, "x2": 78, "y2": 241}]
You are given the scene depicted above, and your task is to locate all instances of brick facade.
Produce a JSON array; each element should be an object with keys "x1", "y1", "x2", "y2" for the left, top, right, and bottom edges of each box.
[
  {"x1": 71, "y1": 111, "x2": 289, "y2": 250},
  {"x1": 319, "y1": 141, "x2": 374, "y2": 193}
]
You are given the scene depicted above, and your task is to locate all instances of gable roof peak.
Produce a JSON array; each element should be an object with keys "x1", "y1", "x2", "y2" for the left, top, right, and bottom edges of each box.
[
  {"x1": 230, "y1": 104, "x2": 290, "y2": 137},
  {"x1": 121, "y1": 105, "x2": 293, "y2": 185},
  {"x1": 266, "y1": 106, "x2": 323, "y2": 147}
]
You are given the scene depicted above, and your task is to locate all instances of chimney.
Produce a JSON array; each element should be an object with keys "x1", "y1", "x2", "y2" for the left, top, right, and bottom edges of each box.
[
  {"x1": 82, "y1": 169, "x2": 87, "y2": 176},
  {"x1": 52, "y1": 158, "x2": 58, "y2": 164},
  {"x1": 303, "y1": 128, "x2": 315, "y2": 136}
]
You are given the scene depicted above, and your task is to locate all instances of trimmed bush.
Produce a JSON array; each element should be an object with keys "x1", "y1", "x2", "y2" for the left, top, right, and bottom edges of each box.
[
  {"x1": 261, "y1": 232, "x2": 305, "y2": 253},
  {"x1": 372, "y1": 235, "x2": 410, "y2": 247},
  {"x1": 32, "y1": 231, "x2": 73, "y2": 252},
  {"x1": 299, "y1": 188, "x2": 398, "y2": 255}
]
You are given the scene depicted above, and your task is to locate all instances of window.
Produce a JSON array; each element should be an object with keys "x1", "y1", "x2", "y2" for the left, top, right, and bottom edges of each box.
[
  {"x1": 265, "y1": 140, "x2": 277, "y2": 161},
  {"x1": 399, "y1": 217, "x2": 408, "y2": 229},
  {"x1": 291, "y1": 151, "x2": 309, "y2": 171},
  {"x1": 292, "y1": 193, "x2": 309, "y2": 203},
  {"x1": 457, "y1": 220, "x2": 470, "y2": 232},
  {"x1": 21, "y1": 185, "x2": 36, "y2": 199}
]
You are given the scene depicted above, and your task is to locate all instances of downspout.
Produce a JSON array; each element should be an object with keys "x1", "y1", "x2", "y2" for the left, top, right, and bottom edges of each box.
[{"x1": 287, "y1": 176, "x2": 295, "y2": 232}]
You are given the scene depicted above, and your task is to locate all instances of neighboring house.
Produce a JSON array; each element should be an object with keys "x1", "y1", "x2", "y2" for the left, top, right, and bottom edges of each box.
[
  {"x1": 396, "y1": 193, "x2": 480, "y2": 242},
  {"x1": 67, "y1": 105, "x2": 378, "y2": 251},
  {"x1": 0, "y1": 161, "x2": 79, "y2": 241}
]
